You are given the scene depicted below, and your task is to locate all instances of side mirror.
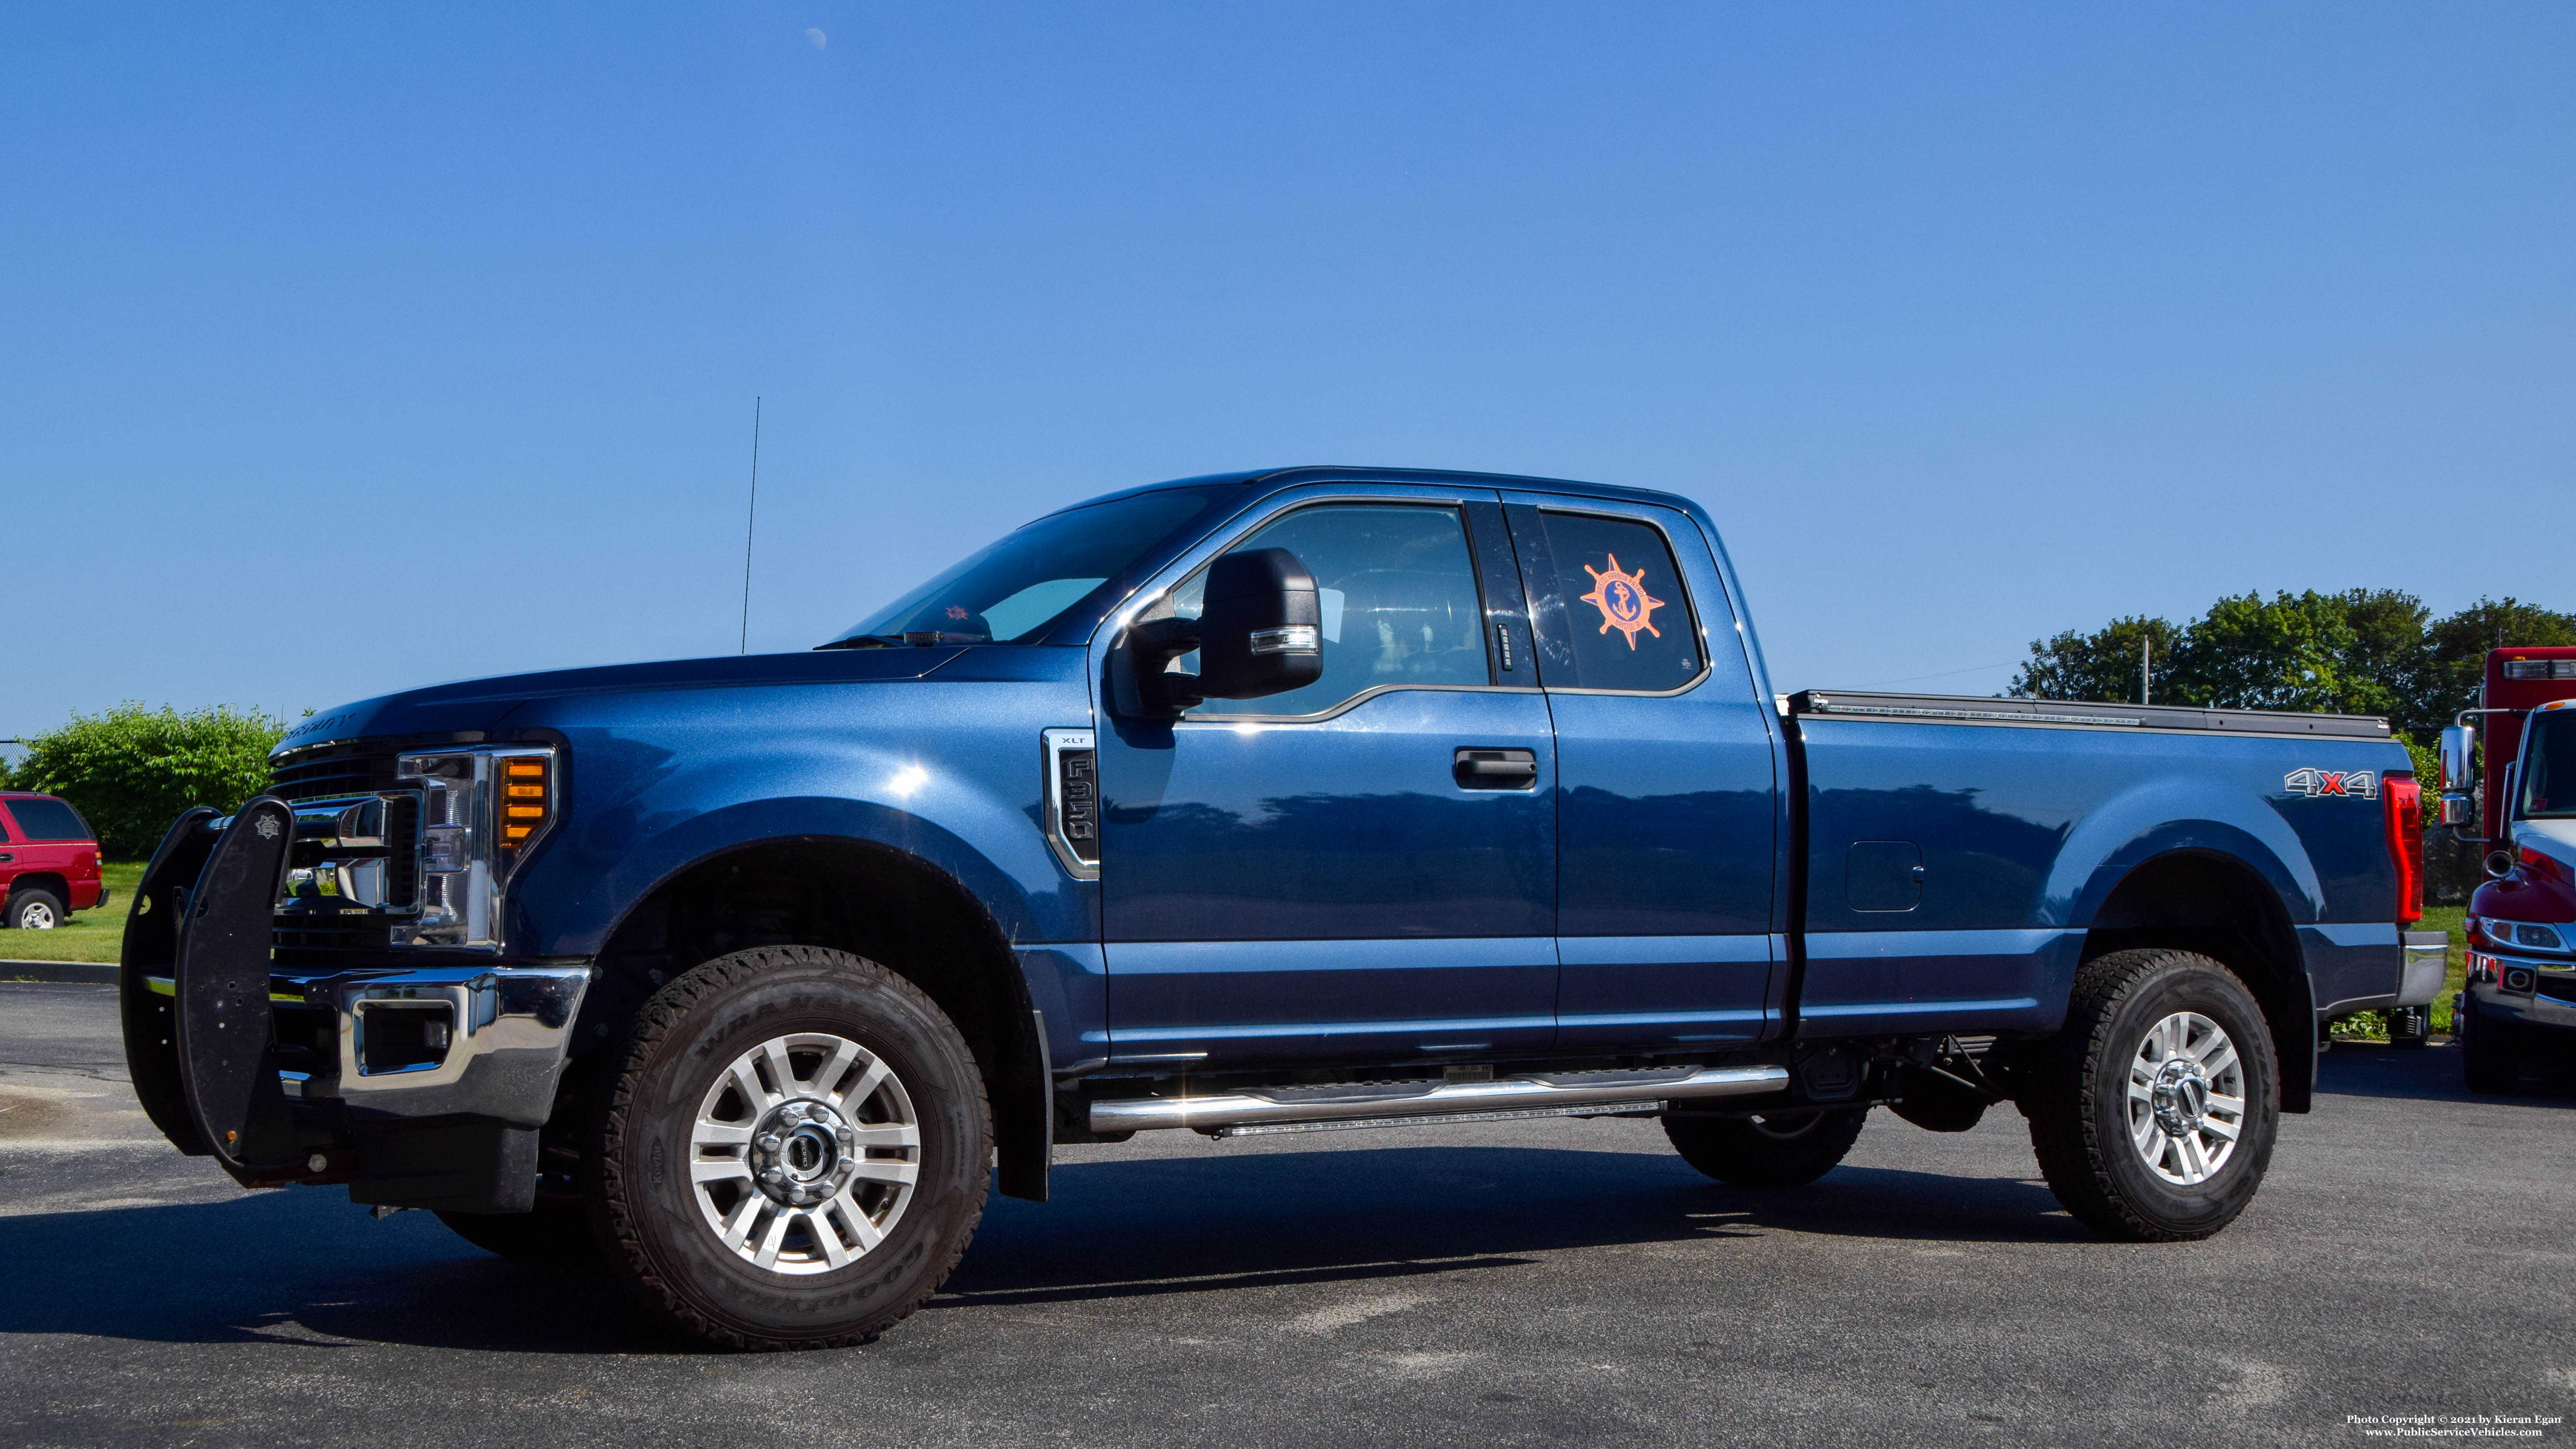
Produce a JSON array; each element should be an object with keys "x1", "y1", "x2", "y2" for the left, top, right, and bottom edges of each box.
[
  {"x1": 1194, "y1": 548, "x2": 1323, "y2": 701},
  {"x1": 1118, "y1": 547, "x2": 1324, "y2": 718},
  {"x1": 2439, "y1": 724, "x2": 2477, "y2": 793},
  {"x1": 2439, "y1": 793, "x2": 2476, "y2": 828}
]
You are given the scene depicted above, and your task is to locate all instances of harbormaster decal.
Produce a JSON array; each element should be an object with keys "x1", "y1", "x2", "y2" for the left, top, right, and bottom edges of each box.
[
  {"x1": 2283, "y1": 767, "x2": 2377, "y2": 799},
  {"x1": 1578, "y1": 553, "x2": 1666, "y2": 650}
]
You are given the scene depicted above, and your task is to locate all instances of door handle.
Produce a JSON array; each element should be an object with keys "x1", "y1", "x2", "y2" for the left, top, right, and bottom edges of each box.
[
  {"x1": 0, "y1": 853, "x2": 12, "y2": 863},
  {"x1": 1453, "y1": 748, "x2": 1539, "y2": 790}
]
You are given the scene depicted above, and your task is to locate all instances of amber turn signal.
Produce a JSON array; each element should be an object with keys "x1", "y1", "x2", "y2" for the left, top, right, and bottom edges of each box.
[{"x1": 500, "y1": 757, "x2": 549, "y2": 847}]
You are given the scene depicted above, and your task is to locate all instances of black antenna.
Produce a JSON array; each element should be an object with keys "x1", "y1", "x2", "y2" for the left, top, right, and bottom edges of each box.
[{"x1": 739, "y1": 397, "x2": 762, "y2": 654}]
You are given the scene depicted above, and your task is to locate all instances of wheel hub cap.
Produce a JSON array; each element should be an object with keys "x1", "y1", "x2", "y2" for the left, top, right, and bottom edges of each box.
[
  {"x1": 2149, "y1": 1059, "x2": 2210, "y2": 1137},
  {"x1": 750, "y1": 1099, "x2": 859, "y2": 1207}
]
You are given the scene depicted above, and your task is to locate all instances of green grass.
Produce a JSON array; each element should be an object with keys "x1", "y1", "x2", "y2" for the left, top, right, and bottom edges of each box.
[{"x1": 2, "y1": 860, "x2": 143, "y2": 964}]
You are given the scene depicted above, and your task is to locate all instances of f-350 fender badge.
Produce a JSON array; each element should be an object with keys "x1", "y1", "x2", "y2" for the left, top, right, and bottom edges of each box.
[{"x1": 2284, "y1": 767, "x2": 2377, "y2": 799}]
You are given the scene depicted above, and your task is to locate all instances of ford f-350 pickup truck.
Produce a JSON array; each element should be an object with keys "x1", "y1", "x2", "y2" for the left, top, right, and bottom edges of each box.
[{"x1": 121, "y1": 466, "x2": 2423, "y2": 1349}]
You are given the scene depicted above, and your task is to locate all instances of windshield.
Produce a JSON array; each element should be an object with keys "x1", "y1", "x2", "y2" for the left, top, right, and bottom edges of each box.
[
  {"x1": 823, "y1": 488, "x2": 1229, "y2": 647},
  {"x1": 2520, "y1": 708, "x2": 2576, "y2": 820}
]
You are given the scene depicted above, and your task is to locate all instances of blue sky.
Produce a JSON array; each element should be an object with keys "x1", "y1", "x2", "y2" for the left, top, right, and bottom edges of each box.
[{"x1": 4, "y1": 3, "x2": 2570, "y2": 741}]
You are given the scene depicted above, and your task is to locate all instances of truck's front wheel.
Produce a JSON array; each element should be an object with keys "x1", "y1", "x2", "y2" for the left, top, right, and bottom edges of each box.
[
  {"x1": 1662, "y1": 1106, "x2": 1867, "y2": 1188},
  {"x1": 590, "y1": 945, "x2": 989, "y2": 1349},
  {"x1": 2024, "y1": 948, "x2": 2279, "y2": 1241}
]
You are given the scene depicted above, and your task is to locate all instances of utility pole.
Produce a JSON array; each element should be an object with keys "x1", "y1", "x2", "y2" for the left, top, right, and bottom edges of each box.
[{"x1": 2142, "y1": 636, "x2": 2152, "y2": 706}]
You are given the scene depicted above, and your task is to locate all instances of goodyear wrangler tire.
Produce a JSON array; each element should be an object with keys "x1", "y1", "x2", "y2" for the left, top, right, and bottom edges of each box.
[
  {"x1": 1662, "y1": 1106, "x2": 1868, "y2": 1188},
  {"x1": 2024, "y1": 948, "x2": 2279, "y2": 1242},
  {"x1": 590, "y1": 945, "x2": 989, "y2": 1349}
]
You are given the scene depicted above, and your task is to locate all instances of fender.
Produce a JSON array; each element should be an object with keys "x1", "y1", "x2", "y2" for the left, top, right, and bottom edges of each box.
[
  {"x1": 495, "y1": 674, "x2": 1097, "y2": 1204},
  {"x1": 2046, "y1": 779, "x2": 2324, "y2": 1113},
  {"x1": 2049, "y1": 778, "x2": 2324, "y2": 930}
]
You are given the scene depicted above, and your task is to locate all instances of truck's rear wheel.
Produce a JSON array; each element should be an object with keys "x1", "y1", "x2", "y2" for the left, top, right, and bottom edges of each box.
[
  {"x1": 2460, "y1": 996, "x2": 2527, "y2": 1094},
  {"x1": 2025, "y1": 948, "x2": 2278, "y2": 1241},
  {"x1": 1662, "y1": 1106, "x2": 1867, "y2": 1188},
  {"x1": 590, "y1": 945, "x2": 989, "y2": 1349},
  {"x1": 7, "y1": 889, "x2": 64, "y2": 930}
]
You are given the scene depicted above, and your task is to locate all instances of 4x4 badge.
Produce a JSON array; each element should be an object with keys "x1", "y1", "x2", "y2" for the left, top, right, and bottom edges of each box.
[{"x1": 2284, "y1": 767, "x2": 2376, "y2": 799}]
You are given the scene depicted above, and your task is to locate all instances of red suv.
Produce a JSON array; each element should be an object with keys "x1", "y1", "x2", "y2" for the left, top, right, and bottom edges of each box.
[{"x1": 0, "y1": 792, "x2": 108, "y2": 931}]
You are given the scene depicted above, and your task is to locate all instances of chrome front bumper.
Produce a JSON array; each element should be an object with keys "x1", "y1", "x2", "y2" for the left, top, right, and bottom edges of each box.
[
  {"x1": 2467, "y1": 946, "x2": 2576, "y2": 1032},
  {"x1": 151, "y1": 963, "x2": 591, "y2": 1127}
]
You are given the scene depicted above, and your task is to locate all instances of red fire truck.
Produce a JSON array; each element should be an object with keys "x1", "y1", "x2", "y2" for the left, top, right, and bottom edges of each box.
[{"x1": 2439, "y1": 645, "x2": 2576, "y2": 1092}]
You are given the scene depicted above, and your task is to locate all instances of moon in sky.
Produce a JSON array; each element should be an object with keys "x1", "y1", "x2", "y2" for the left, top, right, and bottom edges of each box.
[{"x1": 805, "y1": 27, "x2": 827, "y2": 49}]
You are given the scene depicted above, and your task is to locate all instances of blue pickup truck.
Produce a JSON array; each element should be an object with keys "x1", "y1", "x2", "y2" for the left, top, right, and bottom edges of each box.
[{"x1": 122, "y1": 466, "x2": 2424, "y2": 1348}]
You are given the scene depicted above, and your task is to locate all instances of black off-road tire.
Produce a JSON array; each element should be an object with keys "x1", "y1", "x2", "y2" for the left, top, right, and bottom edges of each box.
[
  {"x1": 589, "y1": 945, "x2": 989, "y2": 1350},
  {"x1": 2460, "y1": 996, "x2": 2526, "y2": 1095},
  {"x1": 6, "y1": 889, "x2": 65, "y2": 931},
  {"x1": 436, "y1": 1198, "x2": 601, "y2": 1263},
  {"x1": 1663, "y1": 1106, "x2": 1868, "y2": 1188},
  {"x1": 2024, "y1": 948, "x2": 2279, "y2": 1242}
]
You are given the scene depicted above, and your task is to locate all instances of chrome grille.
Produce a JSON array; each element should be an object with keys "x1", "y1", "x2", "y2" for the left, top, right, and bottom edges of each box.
[
  {"x1": 268, "y1": 743, "x2": 416, "y2": 962},
  {"x1": 270, "y1": 746, "x2": 402, "y2": 802}
]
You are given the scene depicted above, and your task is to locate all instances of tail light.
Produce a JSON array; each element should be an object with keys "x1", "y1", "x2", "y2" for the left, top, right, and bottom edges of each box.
[{"x1": 2384, "y1": 775, "x2": 2424, "y2": 926}]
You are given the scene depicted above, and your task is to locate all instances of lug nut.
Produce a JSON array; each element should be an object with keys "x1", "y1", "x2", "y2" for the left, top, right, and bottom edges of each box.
[
  {"x1": 761, "y1": 1168, "x2": 784, "y2": 1184},
  {"x1": 835, "y1": 1127, "x2": 854, "y2": 1144},
  {"x1": 757, "y1": 1134, "x2": 782, "y2": 1153}
]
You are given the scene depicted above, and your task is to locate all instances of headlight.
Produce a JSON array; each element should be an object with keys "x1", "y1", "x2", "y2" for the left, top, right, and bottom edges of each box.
[
  {"x1": 2498, "y1": 921, "x2": 2568, "y2": 953},
  {"x1": 392, "y1": 746, "x2": 557, "y2": 949}
]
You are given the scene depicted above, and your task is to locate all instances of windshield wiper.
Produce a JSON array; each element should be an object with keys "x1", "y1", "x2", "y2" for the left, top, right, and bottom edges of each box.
[{"x1": 814, "y1": 632, "x2": 984, "y2": 651}]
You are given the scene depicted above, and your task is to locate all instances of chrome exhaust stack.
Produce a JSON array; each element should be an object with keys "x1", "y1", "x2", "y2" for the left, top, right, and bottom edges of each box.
[{"x1": 1089, "y1": 1063, "x2": 1792, "y2": 1136}]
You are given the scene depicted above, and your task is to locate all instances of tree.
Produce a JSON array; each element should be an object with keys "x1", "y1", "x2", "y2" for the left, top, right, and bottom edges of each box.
[
  {"x1": 2164, "y1": 590, "x2": 2391, "y2": 715},
  {"x1": 2405, "y1": 597, "x2": 2576, "y2": 742},
  {"x1": 2007, "y1": 616, "x2": 2183, "y2": 704},
  {"x1": 11, "y1": 704, "x2": 288, "y2": 857},
  {"x1": 2006, "y1": 590, "x2": 2576, "y2": 736}
]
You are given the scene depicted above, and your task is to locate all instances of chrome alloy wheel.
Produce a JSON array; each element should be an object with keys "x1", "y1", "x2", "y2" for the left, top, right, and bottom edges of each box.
[
  {"x1": 17, "y1": 899, "x2": 56, "y2": 929},
  {"x1": 2126, "y1": 1010, "x2": 2245, "y2": 1187},
  {"x1": 689, "y1": 1032, "x2": 921, "y2": 1276}
]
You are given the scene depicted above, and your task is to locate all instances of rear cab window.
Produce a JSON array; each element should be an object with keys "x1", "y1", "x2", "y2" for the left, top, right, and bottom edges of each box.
[
  {"x1": 1507, "y1": 509, "x2": 1705, "y2": 693},
  {"x1": 5, "y1": 797, "x2": 92, "y2": 842}
]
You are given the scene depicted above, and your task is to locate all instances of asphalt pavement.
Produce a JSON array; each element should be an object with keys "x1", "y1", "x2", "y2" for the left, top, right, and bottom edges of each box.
[{"x1": 3, "y1": 980, "x2": 2572, "y2": 1448}]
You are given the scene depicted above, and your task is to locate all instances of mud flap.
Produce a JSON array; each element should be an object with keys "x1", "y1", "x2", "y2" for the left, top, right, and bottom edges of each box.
[
  {"x1": 120, "y1": 806, "x2": 221, "y2": 1156},
  {"x1": 172, "y1": 796, "x2": 302, "y2": 1181}
]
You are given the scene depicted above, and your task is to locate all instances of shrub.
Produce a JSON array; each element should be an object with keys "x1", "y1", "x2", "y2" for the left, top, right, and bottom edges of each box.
[{"x1": 12, "y1": 704, "x2": 288, "y2": 857}]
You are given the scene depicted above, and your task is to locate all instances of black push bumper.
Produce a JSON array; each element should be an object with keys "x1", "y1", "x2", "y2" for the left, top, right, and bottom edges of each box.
[{"x1": 119, "y1": 802, "x2": 590, "y2": 1212}]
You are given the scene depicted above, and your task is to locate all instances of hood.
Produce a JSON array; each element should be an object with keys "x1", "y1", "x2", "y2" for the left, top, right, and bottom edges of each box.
[
  {"x1": 2511, "y1": 818, "x2": 2576, "y2": 879},
  {"x1": 274, "y1": 646, "x2": 976, "y2": 755}
]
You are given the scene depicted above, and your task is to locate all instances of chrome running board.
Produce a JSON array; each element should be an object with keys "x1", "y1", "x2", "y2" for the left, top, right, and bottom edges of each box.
[{"x1": 1089, "y1": 1064, "x2": 1791, "y2": 1136}]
